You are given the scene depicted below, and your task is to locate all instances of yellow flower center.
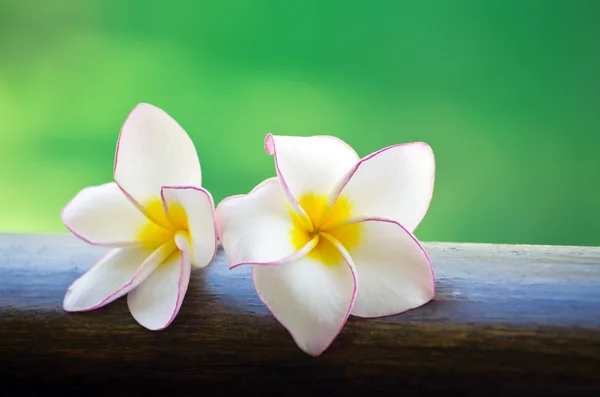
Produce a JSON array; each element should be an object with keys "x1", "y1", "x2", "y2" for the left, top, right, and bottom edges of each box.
[
  {"x1": 290, "y1": 193, "x2": 362, "y2": 266},
  {"x1": 137, "y1": 199, "x2": 189, "y2": 248}
]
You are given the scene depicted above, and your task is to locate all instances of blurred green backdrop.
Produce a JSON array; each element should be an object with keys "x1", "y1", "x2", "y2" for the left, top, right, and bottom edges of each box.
[{"x1": 1, "y1": 0, "x2": 599, "y2": 246}]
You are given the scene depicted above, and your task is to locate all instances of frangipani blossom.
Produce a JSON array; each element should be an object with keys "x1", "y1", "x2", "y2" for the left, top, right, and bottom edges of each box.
[
  {"x1": 62, "y1": 103, "x2": 217, "y2": 330},
  {"x1": 217, "y1": 134, "x2": 435, "y2": 356}
]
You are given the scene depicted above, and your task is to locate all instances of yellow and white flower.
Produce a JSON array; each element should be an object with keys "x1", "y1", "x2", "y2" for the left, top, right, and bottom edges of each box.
[
  {"x1": 217, "y1": 134, "x2": 435, "y2": 356},
  {"x1": 62, "y1": 103, "x2": 217, "y2": 330}
]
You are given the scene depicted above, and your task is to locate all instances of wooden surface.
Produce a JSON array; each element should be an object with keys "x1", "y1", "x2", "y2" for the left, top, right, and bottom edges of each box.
[{"x1": 1, "y1": 234, "x2": 599, "y2": 396}]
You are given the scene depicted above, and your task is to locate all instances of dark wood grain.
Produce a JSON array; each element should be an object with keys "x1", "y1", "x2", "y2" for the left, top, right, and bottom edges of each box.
[{"x1": 1, "y1": 234, "x2": 599, "y2": 396}]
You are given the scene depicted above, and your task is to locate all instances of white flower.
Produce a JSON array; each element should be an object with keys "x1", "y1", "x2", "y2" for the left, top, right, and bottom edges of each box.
[
  {"x1": 62, "y1": 103, "x2": 217, "y2": 330},
  {"x1": 217, "y1": 134, "x2": 435, "y2": 355}
]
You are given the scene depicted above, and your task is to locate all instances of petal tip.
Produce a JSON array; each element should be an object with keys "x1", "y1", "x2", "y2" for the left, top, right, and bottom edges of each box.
[
  {"x1": 410, "y1": 141, "x2": 435, "y2": 162},
  {"x1": 60, "y1": 205, "x2": 85, "y2": 243},
  {"x1": 415, "y1": 140, "x2": 432, "y2": 149},
  {"x1": 128, "y1": 299, "x2": 178, "y2": 332},
  {"x1": 419, "y1": 141, "x2": 435, "y2": 159},
  {"x1": 122, "y1": 103, "x2": 160, "y2": 129},
  {"x1": 264, "y1": 133, "x2": 275, "y2": 155},
  {"x1": 62, "y1": 287, "x2": 90, "y2": 313},
  {"x1": 128, "y1": 292, "x2": 183, "y2": 331},
  {"x1": 62, "y1": 291, "x2": 75, "y2": 312},
  {"x1": 59, "y1": 202, "x2": 69, "y2": 222},
  {"x1": 190, "y1": 243, "x2": 217, "y2": 269},
  {"x1": 60, "y1": 207, "x2": 73, "y2": 233},
  {"x1": 130, "y1": 102, "x2": 158, "y2": 114},
  {"x1": 286, "y1": 328, "x2": 339, "y2": 357},
  {"x1": 140, "y1": 319, "x2": 172, "y2": 331},
  {"x1": 59, "y1": 192, "x2": 79, "y2": 229},
  {"x1": 300, "y1": 342, "x2": 329, "y2": 357}
]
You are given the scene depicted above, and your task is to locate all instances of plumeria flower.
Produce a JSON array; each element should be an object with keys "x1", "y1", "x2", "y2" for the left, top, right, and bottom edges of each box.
[
  {"x1": 217, "y1": 134, "x2": 435, "y2": 356},
  {"x1": 61, "y1": 103, "x2": 217, "y2": 330}
]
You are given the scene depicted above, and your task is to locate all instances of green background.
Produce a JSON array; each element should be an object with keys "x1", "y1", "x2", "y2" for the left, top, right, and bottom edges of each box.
[{"x1": 1, "y1": 0, "x2": 599, "y2": 246}]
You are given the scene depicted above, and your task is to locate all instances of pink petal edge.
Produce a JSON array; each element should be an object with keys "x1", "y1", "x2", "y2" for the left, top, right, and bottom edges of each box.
[
  {"x1": 60, "y1": 183, "x2": 156, "y2": 247},
  {"x1": 214, "y1": 194, "x2": 245, "y2": 242},
  {"x1": 115, "y1": 180, "x2": 172, "y2": 230},
  {"x1": 112, "y1": 103, "x2": 188, "y2": 229},
  {"x1": 264, "y1": 133, "x2": 359, "y2": 161},
  {"x1": 111, "y1": 104, "x2": 161, "y2": 224},
  {"x1": 263, "y1": 134, "x2": 313, "y2": 227},
  {"x1": 60, "y1": 199, "x2": 143, "y2": 247},
  {"x1": 251, "y1": 236, "x2": 358, "y2": 357},
  {"x1": 346, "y1": 216, "x2": 435, "y2": 307},
  {"x1": 113, "y1": 103, "x2": 145, "y2": 176},
  {"x1": 329, "y1": 142, "x2": 436, "y2": 230},
  {"x1": 154, "y1": 234, "x2": 192, "y2": 330},
  {"x1": 228, "y1": 235, "x2": 320, "y2": 270},
  {"x1": 62, "y1": 243, "x2": 173, "y2": 312},
  {"x1": 214, "y1": 177, "x2": 280, "y2": 241},
  {"x1": 159, "y1": 184, "x2": 218, "y2": 268}
]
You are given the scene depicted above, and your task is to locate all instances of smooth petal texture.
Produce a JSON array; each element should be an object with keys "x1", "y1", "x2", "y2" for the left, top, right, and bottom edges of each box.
[
  {"x1": 217, "y1": 177, "x2": 302, "y2": 267},
  {"x1": 161, "y1": 186, "x2": 217, "y2": 268},
  {"x1": 114, "y1": 103, "x2": 202, "y2": 208},
  {"x1": 344, "y1": 218, "x2": 434, "y2": 318},
  {"x1": 334, "y1": 143, "x2": 435, "y2": 232},
  {"x1": 253, "y1": 252, "x2": 357, "y2": 356},
  {"x1": 264, "y1": 134, "x2": 360, "y2": 208},
  {"x1": 62, "y1": 243, "x2": 174, "y2": 312},
  {"x1": 62, "y1": 182, "x2": 155, "y2": 246},
  {"x1": 127, "y1": 234, "x2": 192, "y2": 330}
]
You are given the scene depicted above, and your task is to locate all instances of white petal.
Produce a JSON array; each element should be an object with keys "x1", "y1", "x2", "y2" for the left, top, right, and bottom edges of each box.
[
  {"x1": 127, "y1": 235, "x2": 192, "y2": 330},
  {"x1": 114, "y1": 103, "x2": 202, "y2": 207},
  {"x1": 161, "y1": 186, "x2": 217, "y2": 268},
  {"x1": 62, "y1": 182, "x2": 158, "y2": 246},
  {"x1": 253, "y1": 252, "x2": 357, "y2": 356},
  {"x1": 62, "y1": 243, "x2": 175, "y2": 312},
  {"x1": 264, "y1": 134, "x2": 359, "y2": 208},
  {"x1": 217, "y1": 177, "x2": 307, "y2": 267},
  {"x1": 344, "y1": 218, "x2": 434, "y2": 318},
  {"x1": 334, "y1": 143, "x2": 435, "y2": 232}
]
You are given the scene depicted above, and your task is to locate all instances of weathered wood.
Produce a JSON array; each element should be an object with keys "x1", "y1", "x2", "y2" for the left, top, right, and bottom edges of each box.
[{"x1": 1, "y1": 234, "x2": 599, "y2": 396}]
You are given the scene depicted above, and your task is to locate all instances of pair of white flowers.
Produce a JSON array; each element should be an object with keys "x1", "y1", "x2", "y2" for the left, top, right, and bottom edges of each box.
[{"x1": 62, "y1": 103, "x2": 436, "y2": 356}]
